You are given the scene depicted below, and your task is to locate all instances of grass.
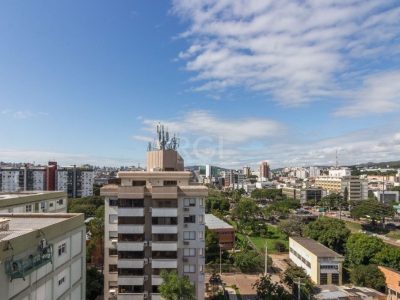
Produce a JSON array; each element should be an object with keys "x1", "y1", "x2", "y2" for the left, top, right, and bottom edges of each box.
[
  {"x1": 249, "y1": 226, "x2": 289, "y2": 254},
  {"x1": 344, "y1": 221, "x2": 362, "y2": 233},
  {"x1": 386, "y1": 230, "x2": 400, "y2": 240}
]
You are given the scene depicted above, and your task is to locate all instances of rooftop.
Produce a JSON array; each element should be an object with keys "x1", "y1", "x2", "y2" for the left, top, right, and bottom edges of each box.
[
  {"x1": 315, "y1": 285, "x2": 385, "y2": 300},
  {"x1": 290, "y1": 237, "x2": 343, "y2": 258},
  {"x1": 205, "y1": 214, "x2": 234, "y2": 230}
]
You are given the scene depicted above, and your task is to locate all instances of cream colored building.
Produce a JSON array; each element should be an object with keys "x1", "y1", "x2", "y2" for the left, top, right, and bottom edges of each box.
[
  {"x1": 0, "y1": 213, "x2": 86, "y2": 300},
  {"x1": 102, "y1": 148, "x2": 207, "y2": 300},
  {"x1": 314, "y1": 176, "x2": 368, "y2": 201},
  {"x1": 0, "y1": 191, "x2": 67, "y2": 214},
  {"x1": 289, "y1": 237, "x2": 344, "y2": 285}
]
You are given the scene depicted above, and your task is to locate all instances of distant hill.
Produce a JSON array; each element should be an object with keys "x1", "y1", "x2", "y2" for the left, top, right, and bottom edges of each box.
[{"x1": 349, "y1": 160, "x2": 400, "y2": 169}]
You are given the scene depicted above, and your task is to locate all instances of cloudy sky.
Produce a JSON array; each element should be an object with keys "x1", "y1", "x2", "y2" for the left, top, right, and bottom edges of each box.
[{"x1": 0, "y1": 0, "x2": 399, "y2": 168}]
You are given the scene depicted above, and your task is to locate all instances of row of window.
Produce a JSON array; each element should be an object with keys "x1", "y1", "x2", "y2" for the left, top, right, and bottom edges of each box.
[
  {"x1": 109, "y1": 264, "x2": 204, "y2": 275},
  {"x1": 289, "y1": 247, "x2": 311, "y2": 268},
  {"x1": 109, "y1": 248, "x2": 205, "y2": 258},
  {"x1": 109, "y1": 231, "x2": 204, "y2": 241},
  {"x1": 320, "y1": 273, "x2": 339, "y2": 285}
]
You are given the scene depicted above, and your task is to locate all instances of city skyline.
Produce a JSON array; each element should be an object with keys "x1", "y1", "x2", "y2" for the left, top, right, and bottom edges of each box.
[{"x1": 1, "y1": 1, "x2": 400, "y2": 168}]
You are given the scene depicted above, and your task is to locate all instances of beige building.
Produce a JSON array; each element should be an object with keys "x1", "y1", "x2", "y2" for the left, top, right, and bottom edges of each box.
[
  {"x1": 314, "y1": 177, "x2": 342, "y2": 193},
  {"x1": 314, "y1": 176, "x2": 368, "y2": 201},
  {"x1": 102, "y1": 144, "x2": 207, "y2": 299},
  {"x1": 0, "y1": 213, "x2": 86, "y2": 300},
  {"x1": 0, "y1": 191, "x2": 67, "y2": 214},
  {"x1": 289, "y1": 237, "x2": 344, "y2": 285}
]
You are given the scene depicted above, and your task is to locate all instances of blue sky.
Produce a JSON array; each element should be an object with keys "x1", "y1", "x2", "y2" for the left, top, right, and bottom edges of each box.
[{"x1": 0, "y1": 0, "x2": 399, "y2": 168}]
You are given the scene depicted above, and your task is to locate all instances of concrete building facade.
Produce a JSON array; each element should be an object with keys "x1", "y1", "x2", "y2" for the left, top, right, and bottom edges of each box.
[
  {"x1": 56, "y1": 166, "x2": 94, "y2": 198},
  {"x1": 289, "y1": 237, "x2": 344, "y2": 285},
  {"x1": 0, "y1": 213, "x2": 86, "y2": 300},
  {"x1": 205, "y1": 214, "x2": 235, "y2": 250},
  {"x1": 0, "y1": 191, "x2": 67, "y2": 214},
  {"x1": 102, "y1": 149, "x2": 207, "y2": 300}
]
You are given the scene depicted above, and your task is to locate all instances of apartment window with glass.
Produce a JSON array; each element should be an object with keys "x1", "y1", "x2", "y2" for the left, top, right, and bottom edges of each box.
[
  {"x1": 184, "y1": 215, "x2": 196, "y2": 223},
  {"x1": 109, "y1": 231, "x2": 118, "y2": 240},
  {"x1": 109, "y1": 248, "x2": 118, "y2": 256},
  {"x1": 184, "y1": 248, "x2": 196, "y2": 257},
  {"x1": 199, "y1": 198, "x2": 204, "y2": 207},
  {"x1": 198, "y1": 231, "x2": 204, "y2": 240},
  {"x1": 183, "y1": 231, "x2": 196, "y2": 240},
  {"x1": 320, "y1": 273, "x2": 328, "y2": 285},
  {"x1": 183, "y1": 264, "x2": 196, "y2": 273},
  {"x1": 109, "y1": 264, "x2": 118, "y2": 273},
  {"x1": 332, "y1": 273, "x2": 339, "y2": 285},
  {"x1": 184, "y1": 198, "x2": 196, "y2": 207},
  {"x1": 25, "y1": 205, "x2": 32, "y2": 212},
  {"x1": 58, "y1": 242, "x2": 67, "y2": 256},
  {"x1": 109, "y1": 198, "x2": 118, "y2": 206},
  {"x1": 109, "y1": 214, "x2": 118, "y2": 224}
]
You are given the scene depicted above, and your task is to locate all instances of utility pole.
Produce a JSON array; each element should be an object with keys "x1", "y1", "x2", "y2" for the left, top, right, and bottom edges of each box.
[
  {"x1": 296, "y1": 278, "x2": 306, "y2": 300},
  {"x1": 264, "y1": 242, "x2": 268, "y2": 275},
  {"x1": 219, "y1": 244, "x2": 222, "y2": 275}
]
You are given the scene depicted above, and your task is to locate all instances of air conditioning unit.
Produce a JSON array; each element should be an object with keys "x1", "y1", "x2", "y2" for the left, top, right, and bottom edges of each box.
[
  {"x1": 111, "y1": 239, "x2": 118, "y2": 246},
  {"x1": 109, "y1": 289, "x2": 117, "y2": 296},
  {"x1": 144, "y1": 241, "x2": 148, "y2": 246},
  {"x1": 144, "y1": 275, "x2": 149, "y2": 281}
]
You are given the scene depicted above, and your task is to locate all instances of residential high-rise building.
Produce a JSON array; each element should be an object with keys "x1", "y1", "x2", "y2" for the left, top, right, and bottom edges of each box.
[
  {"x1": 56, "y1": 166, "x2": 94, "y2": 198},
  {"x1": 242, "y1": 166, "x2": 251, "y2": 177},
  {"x1": 102, "y1": 126, "x2": 207, "y2": 300},
  {"x1": 0, "y1": 213, "x2": 86, "y2": 300},
  {"x1": 0, "y1": 167, "x2": 46, "y2": 192},
  {"x1": 309, "y1": 166, "x2": 321, "y2": 178},
  {"x1": 259, "y1": 161, "x2": 270, "y2": 181}
]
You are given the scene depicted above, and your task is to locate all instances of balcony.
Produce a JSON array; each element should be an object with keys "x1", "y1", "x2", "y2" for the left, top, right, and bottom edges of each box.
[
  {"x1": 117, "y1": 242, "x2": 144, "y2": 251},
  {"x1": 117, "y1": 259, "x2": 144, "y2": 269},
  {"x1": 152, "y1": 208, "x2": 178, "y2": 217},
  {"x1": 118, "y1": 276, "x2": 145, "y2": 286},
  {"x1": 118, "y1": 225, "x2": 144, "y2": 234},
  {"x1": 151, "y1": 186, "x2": 177, "y2": 199},
  {"x1": 5, "y1": 244, "x2": 52, "y2": 281},
  {"x1": 152, "y1": 242, "x2": 177, "y2": 251},
  {"x1": 152, "y1": 225, "x2": 178, "y2": 234},
  {"x1": 152, "y1": 276, "x2": 163, "y2": 286},
  {"x1": 118, "y1": 208, "x2": 144, "y2": 217},
  {"x1": 152, "y1": 259, "x2": 178, "y2": 269},
  {"x1": 118, "y1": 186, "x2": 145, "y2": 199},
  {"x1": 117, "y1": 295, "x2": 144, "y2": 300}
]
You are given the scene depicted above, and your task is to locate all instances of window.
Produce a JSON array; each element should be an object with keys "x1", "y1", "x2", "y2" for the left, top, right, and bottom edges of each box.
[
  {"x1": 164, "y1": 180, "x2": 177, "y2": 186},
  {"x1": 58, "y1": 276, "x2": 65, "y2": 286},
  {"x1": 198, "y1": 231, "x2": 204, "y2": 240},
  {"x1": 320, "y1": 273, "x2": 328, "y2": 285},
  {"x1": 109, "y1": 199, "x2": 118, "y2": 206},
  {"x1": 199, "y1": 248, "x2": 204, "y2": 256},
  {"x1": 183, "y1": 231, "x2": 196, "y2": 240},
  {"x1": 198, "y1": 215, "x2": 204, "y2": 224},
  {"x1": 109, "y1": 231, "x2": 118, "y2": 240},
  {"x1": 199, "y1": 198, "x2": 204, "y2": 207},
  {"x1": 49, "y1": 202, "x2": 54, "y2": 207},
  {"x1": 109, "y1": 264, "x2": 118, "y2": 273},
  {"x1": 109, "y1": 248, "x2": 118, "y2": 256},
  {"x1": 118, "y1": 199, "x2": 144, "y2": 208},
  {"x1": 184, "y1": 215, "x2": 196, "y2": 223},
  {"x1": 184, "y1": 198, "x2": 196, "y2": 207},
  {"x1": 332, "y1": 273, "x2": 339, "y2": 285},
  {"x1": 109, "y1": 214, "x2": 118, "y2": 224},
  {"x1": 58, "y1": 199, "x2": 64, "y2": 205},
  {"x1": 58, "y1": 242, "x2": 67, "y2": 256},
  {"x1": 184, "y1": 248, "x2": 196, "y2": 257},
  {"x1": 25, "y1": 205, "x2": 32, "y2": 213},
  {"x1": 183, "y1": 264, "x2": 196, "y2": 273}
]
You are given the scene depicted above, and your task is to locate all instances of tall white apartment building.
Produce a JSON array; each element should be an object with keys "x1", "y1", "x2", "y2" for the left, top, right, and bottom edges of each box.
[
  {"x1": 1, "y1": 168, "x2": 22, "y2": 192},
  {"x1": 309, "y1": 166, "x2": 321, "y2": 178},
  {"x1": 102, "y1": 139, "x2": 207, "y2": 300},
  {"x1": 0, "y1": 191, "x2": 67, "y2": 214},
  {"x1": 0, "y1": 213, "x2": 86, "y2": 300},
  {"x1": 0, "y1": 167, "x2": 47, "y2": 192}
]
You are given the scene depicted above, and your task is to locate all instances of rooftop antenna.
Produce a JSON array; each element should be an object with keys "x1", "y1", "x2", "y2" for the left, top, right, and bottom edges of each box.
[{"x1": 335, "y1": 149, "x2": 339, "y2": 168}]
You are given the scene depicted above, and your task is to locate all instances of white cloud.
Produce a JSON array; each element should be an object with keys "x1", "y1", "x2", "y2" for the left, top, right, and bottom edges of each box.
[
  {"x1": 141, "y1": 110, "x2": 283, "y2": 144},
  {"x1": 1, "y1": 109, "x2": 48, "y2": 119},
  {"x1": 172, "y1": 0, "x2": 400, "y2": 107},
  {"x1": 335, "y1": 71, "x2": 400, "y2": 116}
]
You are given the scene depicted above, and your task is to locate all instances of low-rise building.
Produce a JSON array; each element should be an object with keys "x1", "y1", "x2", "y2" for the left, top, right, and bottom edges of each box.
[
  {"x1": 289, "y1": 237, "x2": 344, "y2": 285},
  {"x1": 0, "y1": 191, "x2": 67, "y2": 214},
  {"x1": 314, "y1": 285, "x2": 385, "y2": 300},
  {"x1": 378, "y1": 266, "x2": 400, "y2": 300},
  {"x1": 0, "y1": 213, "x2": 86, "y2": 300},
  {"x1": 373, "y1": 191, "x2": 400, "y2": 204},
  {"x1": 282, "y1": 186, "x2": 302, "y2": 200},
  {"x1": 205, "y1": 214, "x2": 235, "y2": 250}
]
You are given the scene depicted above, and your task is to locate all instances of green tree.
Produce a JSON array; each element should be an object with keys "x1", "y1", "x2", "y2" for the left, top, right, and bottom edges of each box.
[
  {"x1": 372, "y1": 246, "x2": 400, "y2": 270},
  {"x1": 321, "y1": 193, "x2": 344, "y2": 210},
  {"x1": 86, "y1": 267, "x2": 103, "y2": 300},
  {"x1": 345, "y1": 233, "x2": 384, "y2": 266},
  {"x1": 159, "y1": 270, "x2": 195, "y2": 300},
  {"x1": 232, "y1": 198, "x2": 259, "y2": 225},
  {"x1": 253, "y1": 274, "x2": 291, "y2": 300},
  {"x1": 350, "y1": 265, "x2": 386, "y2": 292},
  {"x1": 205, "y1": 228, "x2": 222, "y2": 263},
  {"x1": 264, "y1": 199, "x2": 300, "y2": 219},
  {"x1": 233, "y1": 250, "x2": 263, "y2": 273},
  {"x1": 304, "y1": 217, "x2": 350, "y2": 253},
  {"x1": 277, "y1": 217, "x2": 305, "y2": 237},
  {"x1": 282, "y1": 265, "x2": 314, "y2": 299},
  {"x1": 351, "y1": 199, "x2": 395, "y2": 226},
  {"x1": 206, "y1": 190, "x2": 230, "y2": 214}
]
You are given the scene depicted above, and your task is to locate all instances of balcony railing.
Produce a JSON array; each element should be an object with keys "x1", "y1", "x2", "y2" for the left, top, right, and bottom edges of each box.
[{"x1": 5, "y1": 244, "x2": 53, "y2": 281}]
